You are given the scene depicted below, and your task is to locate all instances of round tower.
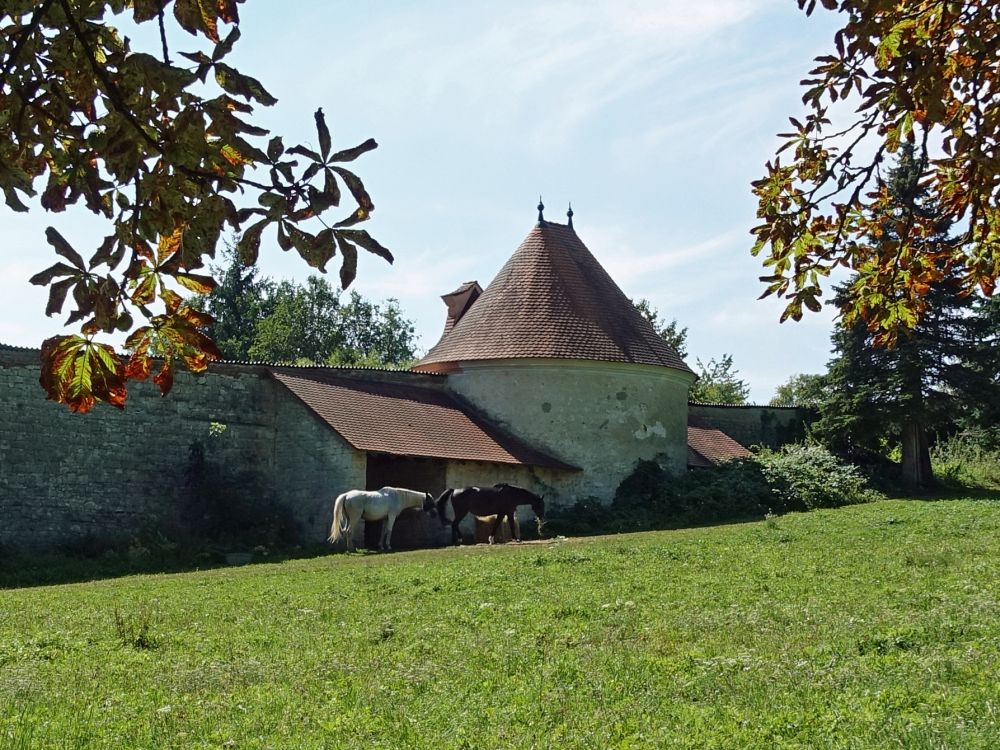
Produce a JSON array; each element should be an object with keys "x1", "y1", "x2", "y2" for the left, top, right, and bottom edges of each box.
[{"x1": 413, "y1": 214, "x2": 696, "y2": 502}]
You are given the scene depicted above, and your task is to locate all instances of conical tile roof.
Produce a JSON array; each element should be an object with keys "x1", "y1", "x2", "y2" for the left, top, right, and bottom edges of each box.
[{"x1": 414, "y1": 221, "x2": 693, "y2": 374}]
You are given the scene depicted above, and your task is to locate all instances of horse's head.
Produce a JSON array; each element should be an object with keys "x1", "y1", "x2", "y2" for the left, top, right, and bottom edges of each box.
[{"x1": 422, "y1": 492, "x2": 437, "y2": 517}]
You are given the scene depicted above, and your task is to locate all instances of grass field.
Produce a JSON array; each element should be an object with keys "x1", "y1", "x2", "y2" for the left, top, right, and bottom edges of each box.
[{"x1": 2, "y1": 496, "x2": 999, "y2": 749}]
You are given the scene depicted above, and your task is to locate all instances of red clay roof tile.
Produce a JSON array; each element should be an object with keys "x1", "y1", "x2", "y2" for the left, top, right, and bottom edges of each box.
[
  {"x1": 687, "y1": 416, "x2": 752, "y2": 466},
  {"x1": 414, "y1": 222, "x2": 693, "y2": 374},
  {"x1": 270, "y1": 368, "x2": 577, "y2": 470}
]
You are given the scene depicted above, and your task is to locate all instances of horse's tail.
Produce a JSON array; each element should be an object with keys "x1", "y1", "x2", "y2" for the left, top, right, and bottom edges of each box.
[{"x1": 329, "y1": 493, "x2": 347, "y2": 543}]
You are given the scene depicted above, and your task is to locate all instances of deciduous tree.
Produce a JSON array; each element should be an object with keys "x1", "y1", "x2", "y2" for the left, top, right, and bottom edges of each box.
[
  {"x1": 770, "y1": 373, "x2": 829, "y2": 407},
  {"x1": 633, "y1": 298, "x2": 688, "y2": 358},
  {"x1": 199, "y1": 259, "x2": 418, "y2": 367},
  {"x1": 1, "y1": 1, "x2": 392, "y2": 411},
  {"x1": 753, "y1": 0, "x2": 999, "y2": 340},
  {"x1": 689, "y1": 354, "x2": 750, "y2": 405}
]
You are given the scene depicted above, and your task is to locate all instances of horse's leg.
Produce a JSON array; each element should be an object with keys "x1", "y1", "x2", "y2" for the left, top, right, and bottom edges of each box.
[
  {"x1": 383, "y1": 512, "x2": 397, "y2": 551},
  {"x1": 509, "y1": 512, "x2": 522, "y2": 543},
  {"x1": 344, "y1": 507, "x2": 357, "y2": 552},
  {"x1": 451, "y1": 509, "x2": 464, "y2": 546},
  {"x1": 489, "y1": 514, "x2": 504, "y2": 545},
  {"x1": 341, "y1": 503, "x2": 354, "y2": 552}
]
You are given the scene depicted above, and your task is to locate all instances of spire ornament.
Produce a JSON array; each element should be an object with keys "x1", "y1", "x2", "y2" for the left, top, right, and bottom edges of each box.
[
  {"x1": 567, "y1": 202, "x2": 574, "y2": 229},
  {"x1": 537, "y1": 196, "x2": 545, "y2": 223}
]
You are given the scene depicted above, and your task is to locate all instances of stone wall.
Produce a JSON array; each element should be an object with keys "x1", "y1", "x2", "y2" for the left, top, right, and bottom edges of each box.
[
  {"x1": 689, "y1": 403, "x2": 814, "y2": 450},
  {"x1": 0, "y1": 347, "x2": 360, "y2": 553},
  {"x1": 447, "y1": 358, "x2": 694, "y2": 504}
]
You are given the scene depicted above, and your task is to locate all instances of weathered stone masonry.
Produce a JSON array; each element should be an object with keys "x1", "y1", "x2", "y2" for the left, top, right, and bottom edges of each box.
[{"x1": 0, "y1": 346, "x2": 382, "y2": 552}]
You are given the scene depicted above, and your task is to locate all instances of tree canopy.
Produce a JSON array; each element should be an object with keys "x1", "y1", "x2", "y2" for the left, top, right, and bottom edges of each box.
[
  {"x1": 200, "y1": 247, "x2": 417, "y2": 367},
  {"x1": 689, "y1": 354, "x2": 750, "y2": 405},
  {"x1": 1, "y1": 1, "x2": 391, "y2": 412},
  {"x1": 633, "y1": 298, "x2": 688, "y2": 358},
  {"x1": 753, "y1": 0, "x2": 999, "y2": 341},
  {"x1": 769, "y1": 373, "x2": 829, "y2": 407}
]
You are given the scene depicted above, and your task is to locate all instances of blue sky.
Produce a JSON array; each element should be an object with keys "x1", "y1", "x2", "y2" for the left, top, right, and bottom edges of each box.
[{"x1": 0, "y1": 1, "x2": 845, "y2": 402}]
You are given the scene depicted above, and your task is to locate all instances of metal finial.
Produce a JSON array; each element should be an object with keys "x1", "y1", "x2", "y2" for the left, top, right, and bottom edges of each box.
[
  {"x1": 567, "y1": 202, "x2": 574, "y2": 228},
  {"x1": 537, "y1": 196, "x2": 545, "y2": 223}
]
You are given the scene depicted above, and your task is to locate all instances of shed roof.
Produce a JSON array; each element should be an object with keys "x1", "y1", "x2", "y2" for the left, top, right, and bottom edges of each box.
[
  {"x1": 270, "y1": 368, "x2": 577, "y2": 470},
  {"x1": 414, "y1": 221, "x2": 693, "y2": 374},
  {"x1": 687, "y1": 416, "x2": 752, "y2": 466}
]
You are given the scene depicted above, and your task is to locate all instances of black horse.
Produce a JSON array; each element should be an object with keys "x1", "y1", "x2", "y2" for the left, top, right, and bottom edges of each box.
[{"x1": 435, "y1": 483, "x2": 545, "y2": 545}]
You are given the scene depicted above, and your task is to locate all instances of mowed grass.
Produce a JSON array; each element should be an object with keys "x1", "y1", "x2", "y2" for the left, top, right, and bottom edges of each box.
[{"x1": 2, "y1": 498, "x2": 999, "y2": 749}]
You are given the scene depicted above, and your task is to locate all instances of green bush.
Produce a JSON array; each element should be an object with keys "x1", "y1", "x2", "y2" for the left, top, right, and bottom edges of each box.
[
  {"x1": 757, "y1": 443, "x2": 881, "y2": 511},
  {"x1": 548, "y1": 445, "x2": 880, "y2": 536}
]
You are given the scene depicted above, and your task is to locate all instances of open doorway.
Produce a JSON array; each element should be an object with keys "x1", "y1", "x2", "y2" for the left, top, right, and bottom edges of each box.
[{"x1": 362, "y1": 454, "x2": 447, "y2": 549}]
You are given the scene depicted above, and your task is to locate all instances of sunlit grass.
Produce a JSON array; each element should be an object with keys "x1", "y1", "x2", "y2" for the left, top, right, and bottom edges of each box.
[{"x1": 2, "y1": 496, "x2": 999, "y2": 748}]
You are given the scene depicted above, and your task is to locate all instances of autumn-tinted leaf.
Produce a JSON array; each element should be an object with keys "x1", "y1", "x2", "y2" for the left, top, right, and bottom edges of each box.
[
  {"x1": 213, "y1": 25, "x2": 240, "y2": 61},
  {"x1": 153, "y1": 359, "x2": 175, "y2": 395},
  {"x1": 124, "y1": 353, "x2": 152, "y2": 381},
  {"x1": 132, "y1": 273, "x2": 157, "y2": 305},
  {"x1": 330, "y1": 167, "x2": 373, "y2": 212},
  {"x1": 157, "y1": 226, "x2": 184, "y2": 263},
  {"x1": 237, "y1": 219, "x2": 268, "y2": 264},
  {"x1": 46, "y1": 278, "x2": 77, "y2": 317},
  {"x1": 175, "y1": 272, "x2": 217, "y2": 294},
  {"x1": 178, "y1": 306, "x2": 215, "y2": 328},
  {"x1": 333, "y1": 207, "x2": 370, "y2": 229},
  {"x1": 215, "y1": 63, "x2": 277, "y2": 106}
]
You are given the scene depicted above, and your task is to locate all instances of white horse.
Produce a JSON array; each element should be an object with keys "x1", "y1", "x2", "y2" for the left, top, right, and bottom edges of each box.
[{"x1": 328, "y1": 487, "x2": 435, "y2": 551}]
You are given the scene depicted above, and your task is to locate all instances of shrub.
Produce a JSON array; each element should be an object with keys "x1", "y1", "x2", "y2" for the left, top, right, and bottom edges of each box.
[
  {"x1": 549, "y1": 445, "x2": 881, "y2": 537},
  {"x1": 756, "y1": 443, "x2": 881, "y2": 511},
  {"x1": 930, "y1": 434, "x2": 1000, "y2": 489}
]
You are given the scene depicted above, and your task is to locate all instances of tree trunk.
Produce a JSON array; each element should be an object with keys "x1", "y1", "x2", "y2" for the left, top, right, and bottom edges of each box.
[{"x1": 900, "y1": 420, "x2": 935, "y2": 487}]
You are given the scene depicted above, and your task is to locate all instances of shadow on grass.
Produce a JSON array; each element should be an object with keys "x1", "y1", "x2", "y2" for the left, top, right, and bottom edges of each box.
[
  {"x1": 0, "y1": 545, "x2": 334, "y2": 591},
  {"x1": 540, "y1": 511, "x2": 770, "y2": 542}
]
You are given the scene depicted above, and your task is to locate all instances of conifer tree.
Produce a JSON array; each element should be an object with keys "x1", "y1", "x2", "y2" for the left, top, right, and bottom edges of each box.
[{"x1": 815, "y1": 148, "x2": 1000, "y2": 486}]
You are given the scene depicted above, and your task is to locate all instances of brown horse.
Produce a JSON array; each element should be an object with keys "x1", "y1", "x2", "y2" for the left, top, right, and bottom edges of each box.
[{"x1": 435, "y1": 483, "x2": 545, "y2": 545}]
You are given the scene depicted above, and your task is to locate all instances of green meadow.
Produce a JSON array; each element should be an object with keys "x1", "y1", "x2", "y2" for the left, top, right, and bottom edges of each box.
[{"x1": 2, "y1": 497, "x2": 999, "y2": 749}]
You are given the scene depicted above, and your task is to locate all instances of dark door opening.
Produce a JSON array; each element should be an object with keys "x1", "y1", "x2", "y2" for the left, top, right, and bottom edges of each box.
[{"x1": 362, "y1": 454, "x2": 447, "y2": 549}]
